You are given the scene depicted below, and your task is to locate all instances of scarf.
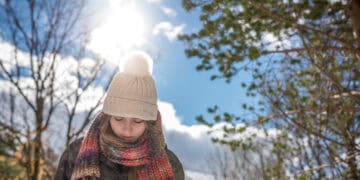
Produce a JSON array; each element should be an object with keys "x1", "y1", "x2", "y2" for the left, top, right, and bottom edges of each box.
[{"x1": 71, "y1": 111, "x2": 174, "y2": 180}]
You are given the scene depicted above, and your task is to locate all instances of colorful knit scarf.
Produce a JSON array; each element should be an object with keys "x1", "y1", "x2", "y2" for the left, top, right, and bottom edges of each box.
[{"x1": 71, "y1": 111, "x2": 174, "y2": 180}]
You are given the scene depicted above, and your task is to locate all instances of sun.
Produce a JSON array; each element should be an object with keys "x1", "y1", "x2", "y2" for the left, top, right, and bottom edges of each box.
[{"x1": 87, "y1": 0, "x2": 146, "y2": 64}]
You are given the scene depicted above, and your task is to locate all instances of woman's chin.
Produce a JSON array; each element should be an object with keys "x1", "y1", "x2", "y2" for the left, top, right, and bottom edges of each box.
[{"x1": 119, "y1": 136, "x2": 137, "y2": 143}]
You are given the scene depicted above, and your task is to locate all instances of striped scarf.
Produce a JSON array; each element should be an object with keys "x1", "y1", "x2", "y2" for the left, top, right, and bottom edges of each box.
[{"x1": 71, "y1": 111, "x2": 174, "y2": 180}]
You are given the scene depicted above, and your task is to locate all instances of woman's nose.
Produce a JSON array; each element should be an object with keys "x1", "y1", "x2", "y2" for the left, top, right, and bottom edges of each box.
[{"x1": 122, "y1": 119, "x2": 133, "y2": 135}]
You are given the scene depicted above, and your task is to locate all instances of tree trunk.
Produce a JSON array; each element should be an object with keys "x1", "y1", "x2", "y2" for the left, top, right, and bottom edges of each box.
[{"x1": 31, "y1": 97, "x2": 44, "y2": 180}]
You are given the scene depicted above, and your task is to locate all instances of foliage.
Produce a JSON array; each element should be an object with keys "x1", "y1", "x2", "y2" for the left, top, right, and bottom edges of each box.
[{"x1": 180, "y1": 0, "x2": 360, "y2": 179}]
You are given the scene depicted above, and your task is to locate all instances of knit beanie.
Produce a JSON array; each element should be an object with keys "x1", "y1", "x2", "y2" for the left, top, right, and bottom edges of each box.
[{"x1": 102, "y1": 51, "x2": 158, "y2": 121}]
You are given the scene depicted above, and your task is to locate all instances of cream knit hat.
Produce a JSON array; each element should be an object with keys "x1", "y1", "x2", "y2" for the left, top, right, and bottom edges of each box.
[{"x1": 102, "y1": 51, "x2": 158, "y2": 121}]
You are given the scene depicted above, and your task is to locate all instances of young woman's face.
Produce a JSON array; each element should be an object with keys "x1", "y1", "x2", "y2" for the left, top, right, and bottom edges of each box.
[{"x1": 109, "y1": 116, "x2": 147, "y2": 143}]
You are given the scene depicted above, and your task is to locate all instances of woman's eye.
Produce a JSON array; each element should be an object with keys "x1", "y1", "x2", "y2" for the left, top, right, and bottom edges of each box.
[
  {"x1": 134, "y1": 119, "x2": 144, "y2": 124},
  {"x1": 115, "y1": 118, "x2": 123, "y2": 121}
]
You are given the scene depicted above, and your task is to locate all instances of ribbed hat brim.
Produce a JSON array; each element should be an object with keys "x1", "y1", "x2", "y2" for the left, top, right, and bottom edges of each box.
[{"x1": 102, "y1": 96, "x2": 158, "y2": 121}]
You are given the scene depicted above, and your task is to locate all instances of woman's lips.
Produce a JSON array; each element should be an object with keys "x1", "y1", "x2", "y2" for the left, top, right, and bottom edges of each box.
[{"x1": 120, "y1": 136, "x2": 135, "y2": 142}]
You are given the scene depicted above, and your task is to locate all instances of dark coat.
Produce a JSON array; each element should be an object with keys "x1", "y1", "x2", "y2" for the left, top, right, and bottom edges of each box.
[{"x1": 54, "y1": 138, "x2": 184, "y2": 180}]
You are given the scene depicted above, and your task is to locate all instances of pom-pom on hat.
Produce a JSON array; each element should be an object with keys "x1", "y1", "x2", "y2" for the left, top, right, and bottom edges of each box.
[{"x1": 102, "y1": 51, "x2": 158, "y2": 121}]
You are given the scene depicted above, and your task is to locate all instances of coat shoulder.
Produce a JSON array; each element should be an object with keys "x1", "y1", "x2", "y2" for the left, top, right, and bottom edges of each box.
[
  {"x1": 54, "y1": 138, "x2": 84, "y2": 180},
  {"x1": 64, "y1": 137, "x2": 84, "y2": 160},
  {"x1": 166, "y1": 147, "x2": 185, "y2": 180},
  {"x1": 69, "y1": 138, "x2": 83, "y2": 151}
]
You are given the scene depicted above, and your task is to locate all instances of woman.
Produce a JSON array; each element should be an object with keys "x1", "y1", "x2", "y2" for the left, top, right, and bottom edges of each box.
[{"x1": 55, "y1": 51, "x2": 184, "y2": 180}]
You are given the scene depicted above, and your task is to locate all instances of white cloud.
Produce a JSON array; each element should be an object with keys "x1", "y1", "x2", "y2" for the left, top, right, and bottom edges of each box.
[
  {"x1": 78, "y1": 58, "x2": 98, "y2": 78},
  {"x1": 0, "y1": 39, "x2": 31, "y2": 72},
  {"x1": 263, "y1": 31, "x2": 292, "y2": 51},
  {"x1": 153, "y1": 22, "x2": 185, "y2": 41},
  {"x1": 185, "y1": 170, "x2": 215, "y2": 180},
  {"x1": 158, "y1": 101, "x2": 215, "y2": 173},
  {"x1": 144, "y1": 0, "x2": 177, "y2": 18},
  {"x1": 74, "y1": 86, "x2": 105, "y2": 112},
  {"x1": 145, "y1": 0, "x2": 162, "y2": 4},
  {"x1": 157, "y1": 100, "x2": 280, "y2": 175},
  {"x1": 230, "y1": 5, "x2": 243, "y2": 13},
  {"x1": 161, "y1": 6, "x2": 177, "y2": 17},
  {"x1": 0, "y1": 39, "x2": 107, "y2": 112},
  {"x1": 0, "y1": 39, "x2": 109, "y2": 152}
]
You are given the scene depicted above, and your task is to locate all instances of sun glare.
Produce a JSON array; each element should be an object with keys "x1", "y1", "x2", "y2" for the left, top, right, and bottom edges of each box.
[{"x1": 88, "y1": 1, "x2": 146, "y2": 64}]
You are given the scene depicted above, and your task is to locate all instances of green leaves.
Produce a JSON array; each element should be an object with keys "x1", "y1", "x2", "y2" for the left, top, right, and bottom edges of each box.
[
  {"x1": 195, "y1": 115, "x2": 213, "y2": 127},
  {"x1": 185, "y1": 48, "x2": 200, "y2": 58},
  {"x1": 207, "y1": 105, "x2": 218, "y2": 113},
  {"x1": 181, "y1": 0, "x2": 198, "y2": 11},
  {"x1": 248, "y1": 46, "x2": 261, "y2": 60}
]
